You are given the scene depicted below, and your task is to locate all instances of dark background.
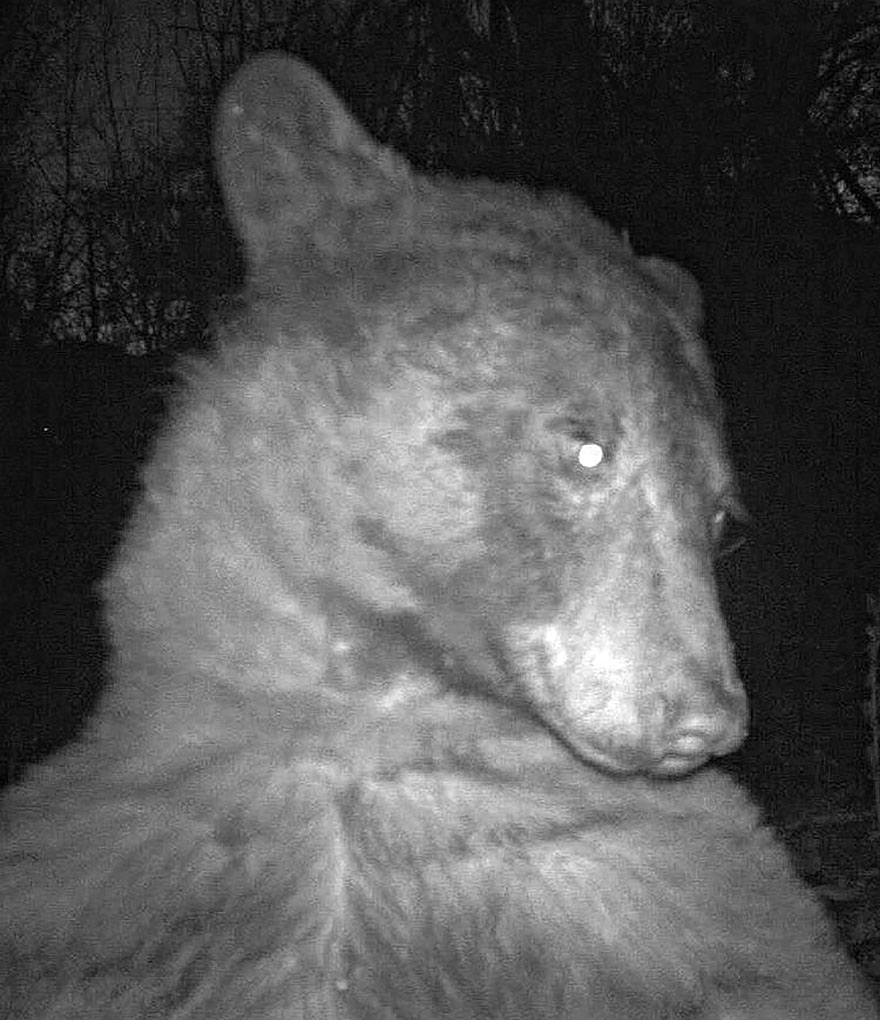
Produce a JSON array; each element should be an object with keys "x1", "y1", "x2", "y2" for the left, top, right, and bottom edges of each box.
[{"x1": 1, "y1": 0, "x2": 878, "y2": 959}]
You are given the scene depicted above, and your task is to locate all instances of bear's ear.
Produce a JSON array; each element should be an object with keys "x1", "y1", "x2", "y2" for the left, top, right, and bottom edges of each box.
[
  {"x1": 640, "y1": 256, "x2": 703, "y2": 332},
  {"x1": 215, "y1": 53, "x2": 411, "y2": 269},
  {"x1": 640, "y1": 256, "x2": 716, "y2": 394}
]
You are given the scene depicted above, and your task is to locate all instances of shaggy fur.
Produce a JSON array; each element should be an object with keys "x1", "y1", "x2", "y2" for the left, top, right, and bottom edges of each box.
[{"x1": 1, "y1": 54, "x2": 875, "y2": 1019}]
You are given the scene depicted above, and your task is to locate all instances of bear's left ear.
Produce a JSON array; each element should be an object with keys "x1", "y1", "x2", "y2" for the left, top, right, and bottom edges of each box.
[{"x1": 215, "y1": 53, "x2": 412, "y2": 269}]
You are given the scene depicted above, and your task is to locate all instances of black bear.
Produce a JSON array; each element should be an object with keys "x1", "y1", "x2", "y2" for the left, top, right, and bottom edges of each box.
[{"x1": 1, "y1": 54, "x2": 875, "y2": 1019}]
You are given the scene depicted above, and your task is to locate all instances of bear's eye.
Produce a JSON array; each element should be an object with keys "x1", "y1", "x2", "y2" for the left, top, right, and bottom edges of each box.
[
  {"x1": 548, "y1": 417, "x2": 610, "y2": 470},
  {"x1": 711, "y1": 504, "x2": 749, "y2": 559},
  {"x1": 567, "y1": 424, "x2": 608, "y2": 472},
  {"x1": 577, "y1": 441, "x2": 605, "y2": 468}
]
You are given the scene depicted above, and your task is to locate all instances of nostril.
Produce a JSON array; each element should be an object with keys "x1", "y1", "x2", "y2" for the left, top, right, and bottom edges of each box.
[
  {"x1": 668, "y1": 709, "x2": 748, "y2": 760},
  {"x1": 667, "y1": 727, "x2": 714, "y2": 759}
]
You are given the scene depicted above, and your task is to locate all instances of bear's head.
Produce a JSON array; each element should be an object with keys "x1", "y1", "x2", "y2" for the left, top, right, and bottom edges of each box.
[{"x1": 107, "y1": 55, "x2": 746, "y2": 778}]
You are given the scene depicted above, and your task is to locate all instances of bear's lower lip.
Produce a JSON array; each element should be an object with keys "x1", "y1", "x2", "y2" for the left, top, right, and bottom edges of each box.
[
  {"x1": 573, "y1": 742, "x2": 709, "y2": 778},
  {"x1": 653, "y1": 752, "x2": 710, "y2": 777}
]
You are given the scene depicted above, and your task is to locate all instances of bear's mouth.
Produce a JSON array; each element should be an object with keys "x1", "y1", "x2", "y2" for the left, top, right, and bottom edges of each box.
[
  {"x1": 650, "y1": 750, "x2": 711, "y2": 777},
  {"x1": 589, "y1": 744, "x2": 707, "y2": 778},
  {"x1": 535, "y1": 710, "x2": 718, "y2": 778},
  {"x1": 575, "y1": 744, "x2": 709, "y2": 778}
]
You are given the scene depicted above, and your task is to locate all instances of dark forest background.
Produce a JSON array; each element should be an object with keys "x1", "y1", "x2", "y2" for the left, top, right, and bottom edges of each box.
[{"x1": 1, "y1": 0, "x2": 879, "y2": 970}]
